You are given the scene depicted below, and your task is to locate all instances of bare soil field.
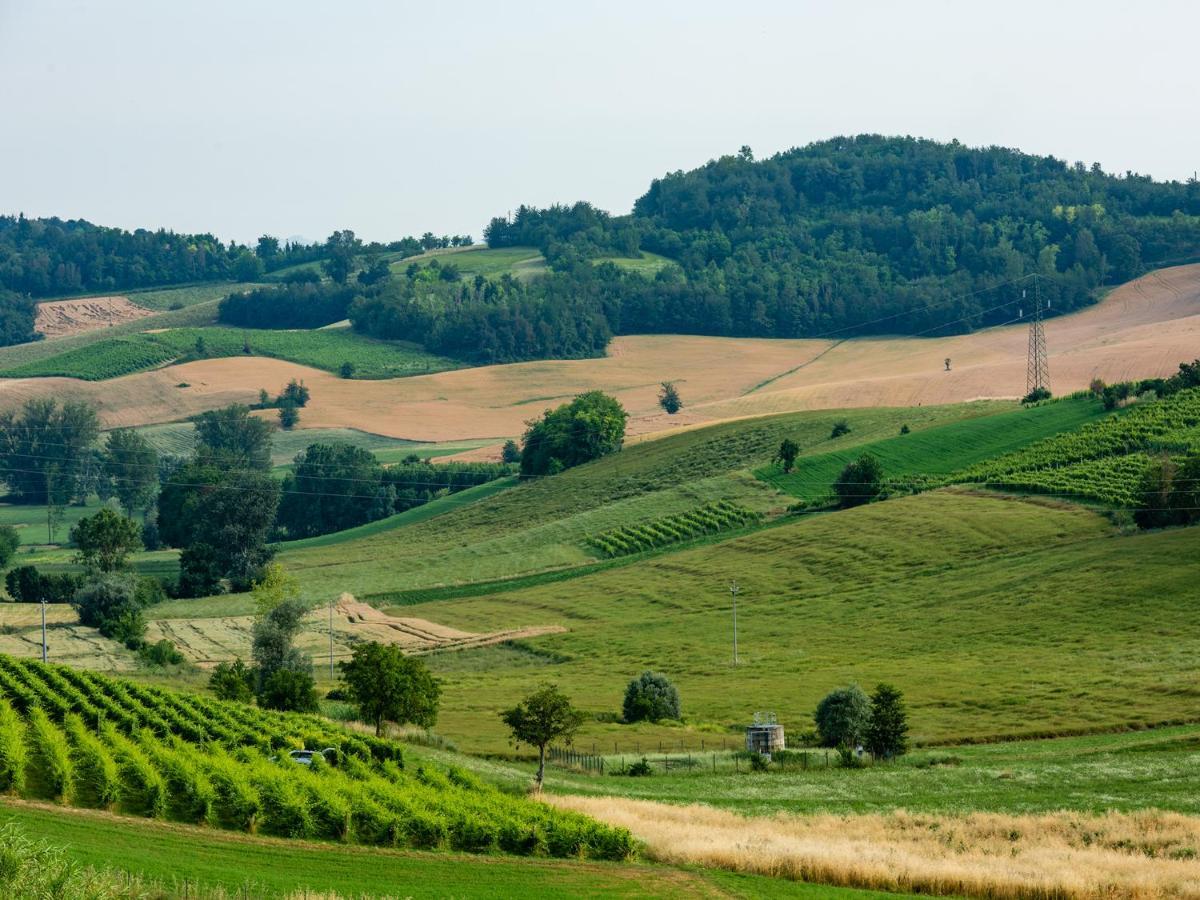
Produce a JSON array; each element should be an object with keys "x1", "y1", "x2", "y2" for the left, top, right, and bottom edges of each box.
[
  {"x1": 547, "y1": 795, "x2": 1200, "y2": 899},
  {"x1": 4, "y1": 265, "x2": 1198, "y2": 444},
  {"x1": 144, "y1": 594, "x2": 563, "y2": 668},
  {"x1": 33, "y1": 296, "x2": 155, "y2": 338}
]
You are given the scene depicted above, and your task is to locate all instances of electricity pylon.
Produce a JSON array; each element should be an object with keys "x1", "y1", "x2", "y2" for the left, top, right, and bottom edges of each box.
[{"x1": 1025, "y1": 281, "x2": 1050, "y2": 396}]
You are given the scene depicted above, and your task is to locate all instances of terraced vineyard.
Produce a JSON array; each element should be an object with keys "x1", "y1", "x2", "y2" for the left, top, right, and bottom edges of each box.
[
  {"x1": 0, "y1": 326, "x2": 462, "y2": 380},
  {"x1": 945, "y1": 388, "x2": 1200, "y2": 504},
  {"x1": 0, "y1": 655, "x2": 631, "y2": 859},
  {"x1": 587, "y1": 501, "x2": 760, "y2": 557}
]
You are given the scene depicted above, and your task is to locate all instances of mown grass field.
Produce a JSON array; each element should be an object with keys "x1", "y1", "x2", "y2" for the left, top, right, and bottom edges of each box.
[
  {"x1": 594, "y1": 251, "x2": 677, "y2": 275},
  {"x1": 389, "y1": 491, "x2": 1199, "y2": 753},
  {"x1": 0, "y1": 326, "x2": 461, "y2": 381},
  {"x1": 0, "y1": 803, "x2": 895, "y2": 900},
  {"x1": 395, "y1": 246, "x2": 548, "y2": 280}
]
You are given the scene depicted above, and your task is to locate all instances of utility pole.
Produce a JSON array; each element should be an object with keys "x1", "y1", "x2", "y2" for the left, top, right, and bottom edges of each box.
[
  {"x1": 329, "y1": 595, "x2": 335, "y2": 682},
  {"x1": 40, "y1": 599, "x2": 48, "y2": 663},
  {"x1": 1025, "y1": 280, "x2": 1050, "y2": 396},
  {"x1": 729, "y1": 580, "x2": 739, "y2": 667}
]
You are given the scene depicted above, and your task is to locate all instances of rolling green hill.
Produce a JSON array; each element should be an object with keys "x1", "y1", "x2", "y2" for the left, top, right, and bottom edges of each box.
[{"x1": 0, "y1": 326, "x2": 461, "y2": 380}]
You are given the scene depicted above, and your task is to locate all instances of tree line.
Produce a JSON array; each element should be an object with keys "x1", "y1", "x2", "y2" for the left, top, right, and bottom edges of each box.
[{"x1": 485, "y1": 136, "x2": 1200, "y2": 340}]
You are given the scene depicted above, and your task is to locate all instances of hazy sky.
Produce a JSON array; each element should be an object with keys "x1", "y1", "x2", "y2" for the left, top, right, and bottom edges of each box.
[{"x1": 2, "y1": 1, "x2": 1197, "y2": 245}]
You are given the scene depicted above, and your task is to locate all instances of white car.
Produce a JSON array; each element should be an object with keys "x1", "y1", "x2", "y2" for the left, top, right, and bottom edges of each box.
[{"x1": 279, "y1": 748, "x2": 337, "y2": 766}]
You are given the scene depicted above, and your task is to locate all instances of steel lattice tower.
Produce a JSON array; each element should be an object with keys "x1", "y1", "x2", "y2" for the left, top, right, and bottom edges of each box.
[{"x1": 1025, "y1": 281, "x2": 1050, "y2": 396}]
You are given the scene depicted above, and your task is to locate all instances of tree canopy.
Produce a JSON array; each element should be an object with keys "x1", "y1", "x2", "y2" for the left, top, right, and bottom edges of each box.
[
  {"x1": 519, "y1": 391, "x2": 627, "y2": 477},
  {"x1": 339, "y1": 642, "x2": 441, "y2": 736}
]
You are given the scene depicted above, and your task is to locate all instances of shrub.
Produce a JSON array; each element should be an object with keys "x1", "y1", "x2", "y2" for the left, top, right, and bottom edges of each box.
[
  {"x1": 339, "y1": 361, "x2": 355, "y2": 379},
  {"x1": 210, "y1": 658, "x2": 255, "y2": 702},
  {"x1": 814, "y1": 684, "x2": 872, "y2": 748},
  {"x1": 1023, "y1": 386, "x2": 1052, "y2": 404},
  {"x1": 501, "y1": 439, "x2": 522, "y2": 464},
  {"x1": 622, "y1": 671, "x2": 681, "y2": 723},
  {"x1": 259, "y1": 668, "x2": 319, "y2": 713},
  {"x1": 5, "y1": 566, "x2": 81, "y2": 604},
  {"x1": 137, "y1": 639, "x2": 184, "y2": 668},
  {"x1": 830, "y1": 419, "x2": 851, "y2": 438},
  {"x1": 899, "y1": 424, "x2": 910, "y2": 435},
  {"x1": 625, "y1": 757, "x2": 653, "y2": 777},
  {"x1": 833, "y1": 453, "x2": 884, "y2": 508},
  {"x1": 72, "y1": 574, "x2": 146, "y2": 644},
  {"x1": 658, "y1": 381, "x2": 683, "y2": 415},
  {"x1": 0, "y1": 525, "x2": 18, "y2": 569},
  {"x1": 865, "y1": 683, "x2": 909, "y2": 759}
]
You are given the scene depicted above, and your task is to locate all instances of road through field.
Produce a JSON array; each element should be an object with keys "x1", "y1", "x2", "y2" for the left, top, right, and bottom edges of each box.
[{"x1": 3, "y1": 264, "x2": 1197, "y2": 446}]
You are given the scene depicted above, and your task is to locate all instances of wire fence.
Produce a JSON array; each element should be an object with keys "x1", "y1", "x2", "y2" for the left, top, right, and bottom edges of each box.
[{"x1": 548, "y1": 743, "x2": 872, "y2": 776}]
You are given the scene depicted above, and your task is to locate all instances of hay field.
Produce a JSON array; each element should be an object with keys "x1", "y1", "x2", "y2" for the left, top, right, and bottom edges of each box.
[
  {"x1": 3, "y1": 264, "x2": 1196, "y2": 442},
  {"x1": 143, "y1": 594, "x2": 563, "y2": 669},
  {"x1": 545, "y1": 796, "x2": 1200, "y2": 899},
  {"x1": 33, "y1": 296, "x2": 155, "y2": 337}
]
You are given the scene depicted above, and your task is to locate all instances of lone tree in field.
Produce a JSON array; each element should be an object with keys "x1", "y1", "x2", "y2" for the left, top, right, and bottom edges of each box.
[
  {"x1": 500, "y1": 683, "x2": 585, "y2": 791},
  {"x1": 775, "y1": 438, "x2": 799, "y2": 473},
  {"x1": 278, "y1": 400, "x2": 299, "y2": 430},
  {"x1": 622, "y1": 672, "x2": 681, "y2": 723},
  {"x1": 658, "y1": 381, "x2": 683, "y2": 415},
  {"x1": 70, "y1": 508, "x2": 142, "y2": 574},
  {"x1": 814, "y1": 684, "x2": 872, "y2": 748},
  {"x1": 865, "y1": 683, "x2": 909, "y2": 759},
  {"x1": 519, "y1": 391, "x2": 628, "y2": 477},
  {"x1": 103, "y1": 429, "x2": 158, "y2": 518},
  {"x1": 833, "y1": 453, "x2": 884, "y2": 508},
  {"x1": 340, "y1": 641, "x2": 440, "y2": 736}
]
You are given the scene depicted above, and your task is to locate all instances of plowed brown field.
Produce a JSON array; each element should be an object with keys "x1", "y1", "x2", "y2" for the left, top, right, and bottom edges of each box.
[
  {"x1": 33, "y1": 296, "x2": 154, "y2": 338},
  {"x1": 4, "y1": 265, "x2": 1198, "y2": 445}
]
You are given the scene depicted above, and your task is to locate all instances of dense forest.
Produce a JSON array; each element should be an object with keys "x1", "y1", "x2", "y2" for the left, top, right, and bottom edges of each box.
[{"x1": 485, "y1": 135, "x2": 1200, "y2": 338}]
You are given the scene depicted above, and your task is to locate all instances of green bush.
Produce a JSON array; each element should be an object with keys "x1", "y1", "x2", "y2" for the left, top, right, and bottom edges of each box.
[
  {"x1": 622, "y1": 671, "x2": 681, "y2": 723},
  {"x1": 814, "y1": 684, "x2": 872, "y2": 748}
]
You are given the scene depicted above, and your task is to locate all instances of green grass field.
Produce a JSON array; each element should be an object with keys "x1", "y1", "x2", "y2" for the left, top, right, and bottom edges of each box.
[
  {"x1": 0, "y1": 803, "x2": 894, "y2": 899},
  {"x1": 394, "y1": 246, "x2": 548, "y2": 280},
  {"x1": 39, "y1": 281, "x2": 251, "y2": 312},
  {"x1": 0, "y1": 498, "x2": 115, "y2": 546},
  {"x1": 757, "y1": 396, "x2": 1116, "y2": 503},
  {"x1": 0, "y1": 325, "x2": 462, "y2": 380},
  {"x1": 593, "y1": 251, "x2": 677, "y2": 275}
]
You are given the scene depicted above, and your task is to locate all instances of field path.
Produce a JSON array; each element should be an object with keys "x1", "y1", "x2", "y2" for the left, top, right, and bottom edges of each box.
[{"x1": 3, "y1": 264, "x2": 1198, "y2": 445}]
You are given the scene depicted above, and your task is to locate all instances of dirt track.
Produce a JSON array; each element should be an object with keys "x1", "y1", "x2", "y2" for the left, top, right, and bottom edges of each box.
[
  {"x1": 4, "y1": 264, "x2": 1199, "y2": 443},
  {"x1": 34, "y1": 296, "x2": 154, "y2": 338}
]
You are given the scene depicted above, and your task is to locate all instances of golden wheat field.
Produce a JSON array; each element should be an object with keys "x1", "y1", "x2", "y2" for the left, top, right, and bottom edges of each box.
[
  {"x1": 2, "y1": 264, "x2": 1198, "y2": 448},
  {"x1": 545, "y1": 795, "x2": 1200, "y2": 899}
]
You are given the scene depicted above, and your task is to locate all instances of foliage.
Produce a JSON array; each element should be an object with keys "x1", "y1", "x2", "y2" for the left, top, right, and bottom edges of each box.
[
  {"x1": 250, "y1": 563, "x2": 300, "y2": 616},
  {"x1": 500, "y1": 683, "x2": 586, "y2": 789},
  {"x1": 69, "y1": 508, "x2": 142, "y2": 573},
  {"x1": 102, "y1": 428, "x2": 158, "y2": 517},
  {"x1": 1134, "y1": 454, "x2": 1200, "y2": 528},
  {"x1": 622, "y1": 672, "x2": 681, "y2": 723},
  {"x1": 658, "y1": 381, "x2": 682, "y2": 415},
  {"x1": 278, "y1": 401, "x2": 299, "y2": 430},
  {"x1": 830, "y1": 419, "x2": 852, "y2": 439},
  {"x1": 0, "y1": 289, "x2": 37, "y2": 347},
  {"x1": 814, "y1": 685, "x2": 872, "y2": 748},
  {"x1": 175, "y1": 543, "x2": 224, "y2": 598},
  {"x1": 251, "y1": 598, "x2": 311, "y2": 709},
  {"x1": 501, "y1": 439, "x2": 522, "y2": 464},
  {"x1": 587, "y1": 501, "x2": 759, "y2": 558},
  {"x1": 219, "y1": 281, "x2": 357, "y2": 329},
  {"x1": 1023, "y1": 386, "x2": 1053, "y2": 404},
  {"x1": 775, "y1": 438, "x2": 799, "y2": 473},
  {"x1": 192, "y1": 403, "x2": 274, "y2": 470},
  {"x1": 209, "y1": 658, "x2": 255, "y2": 703},
  {"x1": 340, "y1": 642, "x2": 441, "y2": 736},
  {"x1": 488, "y1": 136, "x2": 1200, "y2": 340},
  {"x1": 0, "y1": 398, "x2": 99, "y2": 505},
  {"x1": 72, "y1": 574, "x2": 146, "y2": 645},
  {"x1": 520, "y1": 391, "x2": 627, "y2": 477},
  {"x1": 833, "y1": 453, "x2": 885, "y2": 508},
  {"x1": 0, "y1": 525, "x2": 18, "y2": 569},
  {"x1": 278, "y1": 443, "x2": 386, "y2": 539},
  {"x1": 4, "y1": 566, "x2": 80, "y2": 604},
  {"x1": 137, "y1": 639, "x2": 185, "y2": 668},
  {"x1": 865, "y1": 684, "x2": 909, "y2": 759},
  {"x1": 258, "y1": 669, "x2": 319, "y2": 714}
]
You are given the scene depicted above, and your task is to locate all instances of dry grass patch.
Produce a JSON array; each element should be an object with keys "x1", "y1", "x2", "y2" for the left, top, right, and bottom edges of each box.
[
  {"x1": 546, "y1": 795, "x2": 1200, "y2": 899},
  {"x1": 34, "y1": 296, "x2": 154, "y2": 338}
]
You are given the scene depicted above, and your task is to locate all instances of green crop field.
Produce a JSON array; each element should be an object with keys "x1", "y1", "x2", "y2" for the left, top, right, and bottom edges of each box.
[
  {"x1": 0, "y1": 325, "x2": 462, "y2": 380},
  {"x1": 0, "y1": 655, "x2": 634, "y2": 859},
  {"x1": 395, "y1": 246, "x2": 548, "y2": 280},
  {"x1": 593, "y1": 251, "x2": 677, "y2": 275},
  {"x1": 757, "y1": 396, "x2": 1115, "y2": 503},
  {"x1": 118, "y1": 281, "x2": 252, "y2": 311}
]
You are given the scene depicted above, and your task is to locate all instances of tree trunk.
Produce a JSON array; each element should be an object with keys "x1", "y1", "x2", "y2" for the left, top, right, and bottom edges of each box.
[
  {"x1": 535, "y1": 744, "x2": 546, "y2": 791},
  {"x1": 375, "y1": 716, "x2": 384, "y2": 737}
]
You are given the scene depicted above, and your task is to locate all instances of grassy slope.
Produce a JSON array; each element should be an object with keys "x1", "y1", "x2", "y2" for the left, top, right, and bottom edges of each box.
[
  {"x1": 279, "y1": 402, "x2": 1019, "y2": 600},
  {"x1": 758, "y1": 398, "x2": 1114, "y2": 502},
  {"x1": 0, "y1": 802, "x2": 892, "y2": 899},
  {"x1": 397, "y1": 492, "x2": 1199, "y2": 754},
  {"x1": 37, "y1": 281, "x2": 250, "y2": 311},
  {"x1": 593, "y1": 251, "x2": 677, "y2": 275},
  {"x1": 0, "y1": 326, "x2": 460, "y2": 381},
  {"x1": 395, "y1": 246, "x2": 548, "y2": 280},
  {"x1": 411, "y1": 725, "x2": 1200, "y2": 818}
]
